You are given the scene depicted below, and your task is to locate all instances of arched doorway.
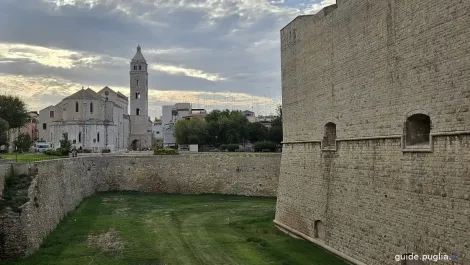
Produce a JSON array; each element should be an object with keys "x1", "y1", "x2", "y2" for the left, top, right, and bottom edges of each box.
[
  {"x1": 314, "y1": 220, "x2": 326, "y2": 241},
  {"x1": 131, "y1": 139, "x2": 139, "y2": 151}
]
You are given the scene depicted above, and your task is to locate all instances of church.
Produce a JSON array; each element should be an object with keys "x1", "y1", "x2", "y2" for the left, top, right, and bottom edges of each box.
[{"x1": 37, "y1": 46, "x2": 153, "y2": 151}]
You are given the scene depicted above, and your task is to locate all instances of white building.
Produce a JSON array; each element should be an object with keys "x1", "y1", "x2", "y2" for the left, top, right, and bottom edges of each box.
[
  {"x1": 161, "y1": 103, "x2": 206, "y2": 147},
  {"x1": 38, "y1": 87, "x2": 130, "y2": 151},
  {"x1": 37, "y1": 45, "x2": 153, "y2": 151},
  {"x1": 152, "y1": 120, "x2": 163, "y2": 148}
]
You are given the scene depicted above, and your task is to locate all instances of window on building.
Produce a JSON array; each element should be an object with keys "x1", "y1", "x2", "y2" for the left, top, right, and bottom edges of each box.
[
  {"x1": 136, "y1": 108, "x2": 140, "y2": 115},
  {"x1": 136, "y1": 80, "x2": 139, "y2": 86},
  {"x1": 134, "y1": 65, "x2": 137, "y2": 70},
  {"x1": 139, "y1": 65, "x2": 141, "y2": 70},
  {"x1": 322, "y1": 122, "x2": 336, "y2": 149},
  {"x1": 49, "y1": 110, "x2": 54, "y2": 117},
  {"x1": 97, "y1": 132, "x2": 100, "y2": 142},
  {"x1": 42, "y1": 123, "x2": 47, "y2": 130},
  {"x1": 136, "y1": 92, "x2": 141, "y2": 99},
  {"x1": 90, "y1": 102, "x2": 93, "y2": 113},
  {"x1": 75, "y1": 102, "x2": 79, "y2": 112},
  {"x1": 405, "y1": 114, "x2": 431, "y2": 146},
  {"x1": 78, "y1": 132, "x2": 81, "y2": 143}
]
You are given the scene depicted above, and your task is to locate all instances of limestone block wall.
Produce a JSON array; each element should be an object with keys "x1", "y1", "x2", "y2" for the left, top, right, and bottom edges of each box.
[
  {"x1": 277, "y1": 0, "x2": 470, "y2": 264},
  {"x1": 0, "y1": 153, "x2": 280, "y2": 259},
  {"x1": 276, "y1": 136, "x2": 470, "y2": 265}
]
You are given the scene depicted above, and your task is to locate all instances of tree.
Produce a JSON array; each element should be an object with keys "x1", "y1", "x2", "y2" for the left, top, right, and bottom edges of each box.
[
  {"x1": 13, "y1": 133, "x2": 33, "y2": 152},
  {"x1": 268, "y1": 125, "x2": 283, "y2": 144},
  {"x1": 247, "y1": 122, "x2": 268, "y2": 143},
  {"x1": 174, "y1": 119, "x2": 207, "y2": 145},
  {"x1": 204, "y1": 109, "x2": 249, "y2": 146},
  {"x1": 271, "y1": 105, "x2": 282, "y2": 127},
  {"x1": 0, "y1": 95, "x2": 30, "y2": 129},
  {"x1": 268, "y1": 105, "x2": 283, "y2": 144},
  {"x1": 0, "y1": 117, "x2": 8, "y2": 147},
  {"x1": 59, "y1": 133, "x2": 72, "y2": 152}
]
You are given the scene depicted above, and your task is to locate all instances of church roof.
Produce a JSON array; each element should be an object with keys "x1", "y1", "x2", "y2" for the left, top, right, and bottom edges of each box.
[
  {"x1": 64, "y1": 88, "x2": 101, "y2": 100},
  {"x1": 131, "y1": 45, "x2": 146, "y2": 62}
]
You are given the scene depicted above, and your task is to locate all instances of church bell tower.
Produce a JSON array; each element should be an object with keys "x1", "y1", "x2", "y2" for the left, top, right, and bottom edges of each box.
[
  {"x1": 129, "y1": 45, "x2": 152, "y2": 150},
  {"x1": 130, "y1": 45, "x2": 148, "y2": 116}
]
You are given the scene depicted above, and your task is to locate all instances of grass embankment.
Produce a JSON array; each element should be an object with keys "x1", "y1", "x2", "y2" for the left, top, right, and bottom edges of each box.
[
  {"x1": 0, "y1": 153, "x2": 68, "y2": 162},
  {"x1": 4, "y1": 193, "x2": 347, "y2": 265}
]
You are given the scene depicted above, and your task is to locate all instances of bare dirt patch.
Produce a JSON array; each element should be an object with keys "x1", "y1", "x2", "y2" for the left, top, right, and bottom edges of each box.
[
  {"x1": 113, "y1": 207, "x2": 130, "y2": 216},
  {"x1": 86, "y1": 228, "x2": 125, "y2": 255}
]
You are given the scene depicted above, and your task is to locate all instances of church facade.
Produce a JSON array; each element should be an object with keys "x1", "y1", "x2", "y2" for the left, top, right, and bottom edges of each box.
[{"x1": 37, "y1": 46, "x2": 152, "y2": 151}]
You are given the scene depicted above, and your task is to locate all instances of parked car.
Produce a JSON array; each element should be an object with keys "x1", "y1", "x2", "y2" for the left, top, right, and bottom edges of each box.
[{"x1": 34, "y1": 142, "x2": 54, "y2": 153}]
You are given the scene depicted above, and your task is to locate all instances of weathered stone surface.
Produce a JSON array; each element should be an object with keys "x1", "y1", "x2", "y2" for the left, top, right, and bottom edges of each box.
[
  {"x1": 277, "y1": 0, "x2": 470, "y2": 264},
  {"x1": 0, "y1": 153, "x2": 280, "y2": 259}
]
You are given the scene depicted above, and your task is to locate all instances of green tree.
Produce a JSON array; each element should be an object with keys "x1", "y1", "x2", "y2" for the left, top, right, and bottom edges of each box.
[
  {"x1": 13, "y1": 133, "x2": 33, "y2": 152},
  {"x1": 174, "y1": 119, "x2": 207, "y2": 145},
  {"x1": 0, "y1": 117, "x2": 8, "y2": 147},
  {"x1": 271, "y1": 105, "x2": 282, "y2": 127},
  {"x1": 0, "y1": 95, "x2": 30, "y2": 129},
  {"x1": 247, "y1": 122, "x2": 268, "y2": 143},
  {"x1": 268, "y1": 105, "x2": 283, "y2": 144},
  {"x1": 59, "y1": 133, "x2": 72, "y2": 153},
  {"x1": 268, "y1": 125, "x2": 283, "y2": 144},
  {"x1": 204, "y1": 109, "x2": 249, "y2": 146}
]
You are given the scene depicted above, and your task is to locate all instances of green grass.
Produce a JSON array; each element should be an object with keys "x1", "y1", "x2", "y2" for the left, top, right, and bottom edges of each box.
[
  {"x1": 4, "y1": 192, "x2": 347, "y2": 265},
  {"x1": 0, "y1": 153, "x2": 68, "y2": 162}
]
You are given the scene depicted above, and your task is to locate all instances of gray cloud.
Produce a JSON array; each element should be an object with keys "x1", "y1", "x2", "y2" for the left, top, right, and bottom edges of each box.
[{"x1": 0, "y1": 0, "x2": 333, "y2": 117}]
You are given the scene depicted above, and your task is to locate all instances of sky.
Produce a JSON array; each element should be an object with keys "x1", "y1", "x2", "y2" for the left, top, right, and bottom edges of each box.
[{"x1": 0, "y1": 0, "x2": 336, "y2": 119}]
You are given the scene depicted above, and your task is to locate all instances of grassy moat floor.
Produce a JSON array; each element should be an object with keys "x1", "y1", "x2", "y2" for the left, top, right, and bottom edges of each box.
[{"x1": 5, "y1": 192, "x2": 347, "y2": 265}]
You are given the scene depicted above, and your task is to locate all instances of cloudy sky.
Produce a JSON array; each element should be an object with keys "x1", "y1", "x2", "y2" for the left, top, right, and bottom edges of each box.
[{"x1": 0, "y1": 0, "x2": 335, "y2": 119}]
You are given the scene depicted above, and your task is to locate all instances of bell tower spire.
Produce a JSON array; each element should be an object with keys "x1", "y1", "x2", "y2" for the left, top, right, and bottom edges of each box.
[{"x1": 130, "y1": 45, "x2": 148, "y2": 116}]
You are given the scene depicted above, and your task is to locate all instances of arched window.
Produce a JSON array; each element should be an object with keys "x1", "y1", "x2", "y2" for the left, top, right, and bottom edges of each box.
[
  {"x1": 136, "y1": 108, "x2": 140, "y2": 115},
  {"x1": 139, "y1": 65, "x2": 141, "y2": 70},
  {"x1": 90, "y1": 102, "x2": 93, "y2": 113},
  {"x1": 97, "y1": 132, "x2": 100, "y2": 143},
  {"x1": 78, "y1": 132, "x2": 82, "y2": 143},
  {"x1": 136, "y1": 80, "x2": 139, "y2": 86},
  {"x1": 405, "y1": 114, "x2": 431, "y2": 146},
  {"x1": 136, "y1": 92, "x2": 141, "y2": 99},
  {"x1": 322, "y1": 122, "x2": 336, "y2": 150},
  {"x1": 134, "y1": 65, "x2": 137, "y2": 70},
  {"x1": 75, "y1": 102, "x2": 79, "y2": 112}
]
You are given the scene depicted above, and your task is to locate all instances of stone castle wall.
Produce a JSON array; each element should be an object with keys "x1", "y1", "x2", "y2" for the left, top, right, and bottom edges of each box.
[
  {"x1": 0, "y1": 153, "x2": 280, "y2": 259},
  {"x1": 277, "y1": 0, "x2": 470, "y2": 265}
]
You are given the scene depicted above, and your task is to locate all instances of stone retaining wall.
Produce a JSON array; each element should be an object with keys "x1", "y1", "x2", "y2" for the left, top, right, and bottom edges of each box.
[{"x1": 0, "y1": 153, "x2": 280, "y2": 259}]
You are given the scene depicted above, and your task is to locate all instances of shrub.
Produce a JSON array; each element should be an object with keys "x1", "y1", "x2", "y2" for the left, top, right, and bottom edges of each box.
[
  {"x1": 219, "y1": 144, "x2": 228, "y2": 151},
  {"x1": 227, "y1": 144, "x2": 239, "y2": 152},
  {"x1": 101, "y1": 148, "x2": 111, "y2": 153},
  {"x1": 44, "y1": 148, "x2": 68, "y2": 156},
  {"x1": 153, "y1": 148, "x2": 179, "y2": 155},
  {"x1": 254, "y1": 141, "x2": 277, "y2": 152},
  {"x1": 83, "y1": 149, "x2": 92, "y2": 153},
  {"x1": 57, "y1": 148, "x2": 69, "y2": 156}
]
